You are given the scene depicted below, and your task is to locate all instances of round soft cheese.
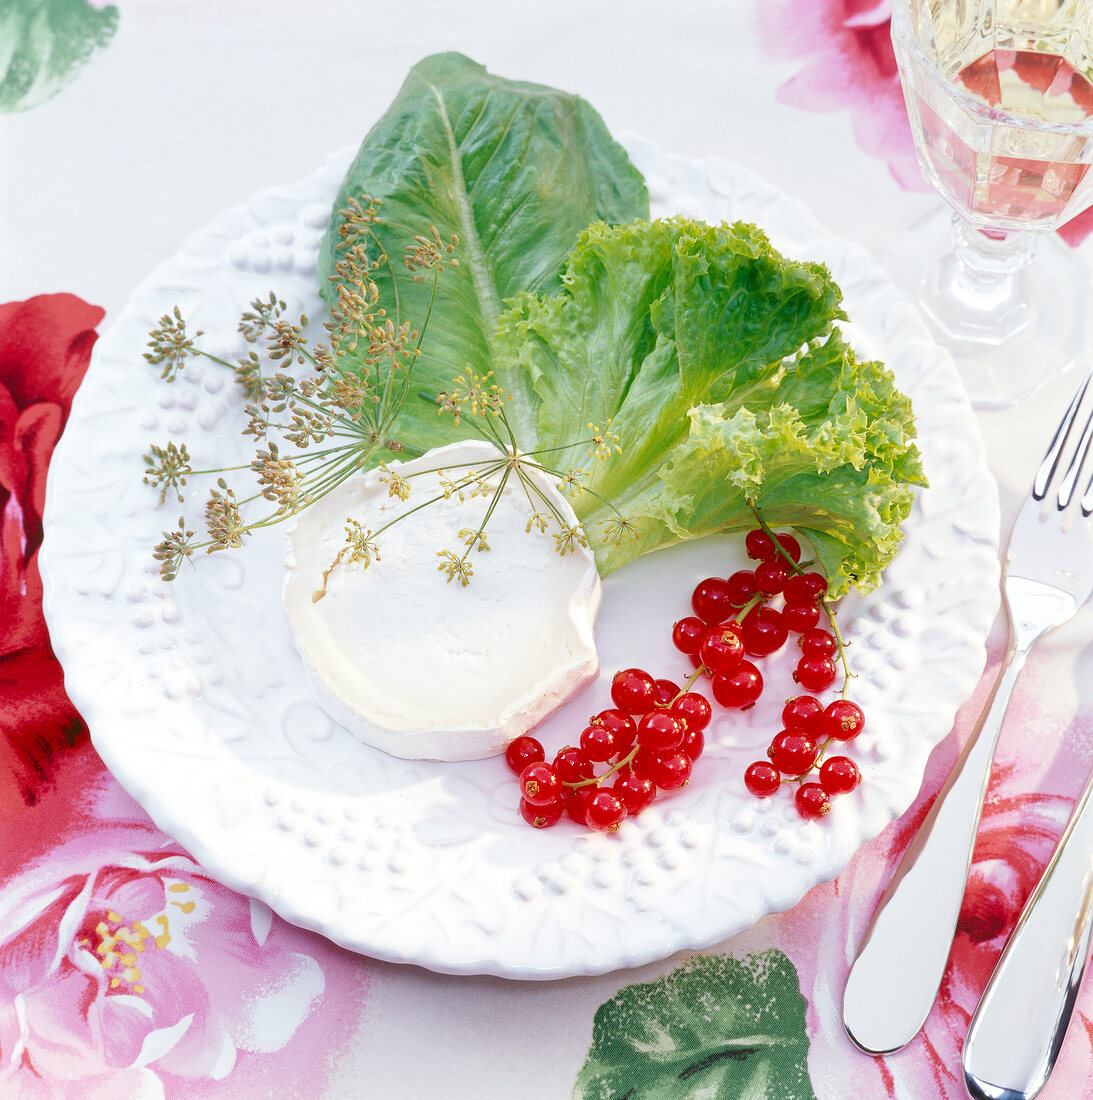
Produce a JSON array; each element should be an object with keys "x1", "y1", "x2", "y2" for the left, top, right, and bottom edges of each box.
[{"x1": 282, "y1": 440, "x2": 602, "y2": 761}]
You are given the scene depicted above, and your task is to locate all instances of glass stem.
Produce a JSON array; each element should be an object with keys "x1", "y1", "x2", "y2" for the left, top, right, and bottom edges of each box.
[{"x1": 947, "y1": 216, "x2": 1038, "y2": 312}]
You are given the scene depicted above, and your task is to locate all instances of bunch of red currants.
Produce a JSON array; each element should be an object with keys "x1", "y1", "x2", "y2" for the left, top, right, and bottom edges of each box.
[{"x1": 507, "y1": 523, "x2": 864, "y2": 830}]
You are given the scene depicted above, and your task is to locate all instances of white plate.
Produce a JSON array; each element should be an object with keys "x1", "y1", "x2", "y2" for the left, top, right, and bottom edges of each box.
[{"x1": 40, "y1": 135, "x2": 1000, "y2": 979}]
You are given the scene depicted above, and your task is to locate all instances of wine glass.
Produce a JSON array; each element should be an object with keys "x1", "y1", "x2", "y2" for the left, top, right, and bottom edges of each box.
[{"x1": 888, "y1": 0, "x2": 1093, "y2": 409}]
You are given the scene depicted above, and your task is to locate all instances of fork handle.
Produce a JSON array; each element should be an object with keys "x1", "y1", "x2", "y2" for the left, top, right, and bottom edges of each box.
[
  {"x1": 963, "y1": 768, "x2": 1093, "y2": 1100},
  {"x1": 842, "y1": 642, "x2": 1027, "y2": 1054}
]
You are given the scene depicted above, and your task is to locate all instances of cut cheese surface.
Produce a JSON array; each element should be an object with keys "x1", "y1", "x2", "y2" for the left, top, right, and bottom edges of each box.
[{"x1": 283, "y1": 440, "x2": 602, "y2": 761}]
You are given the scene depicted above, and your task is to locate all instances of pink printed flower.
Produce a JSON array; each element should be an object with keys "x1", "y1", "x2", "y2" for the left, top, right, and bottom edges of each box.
[
  {"x1": 743, "y1": 650, "x2": 1093, "y2": 1099},
  {"x1": 0, "y1": 768, "x2": 371, "y2": 1098},
  {"x1": 754, "y1": 0, "x2": 1093, "y2": 245},
  {"x1": 755, "y1": 0, "x2": 924, "y2": 192}
]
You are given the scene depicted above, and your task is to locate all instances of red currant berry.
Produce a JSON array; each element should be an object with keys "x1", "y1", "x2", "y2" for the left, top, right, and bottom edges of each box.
[
  {"x1": 823, "y1": 699, "x2": 865, "y2": 742},
  {"x1": 611, "y1": 668, "x2": 658, "y2": 714},
  {"x1": 520, "y1": 761, "x2": 563, "y2": 806},
  {"x1": 612, "y1": 770, "x2": 657, "y2": 815},
  {"x1": 744, "y1": 528, "x2": 776, "y2": 561},
  {"x1": 671, "y1": 616, "x2": 706, "y2": 656},
  {"x1": 580, "y1": 723, "x2": 620, "y2": 763},
  {"x1": 741, "y1": 606, "x2": 788, "y2": 658},
  {"x1": 744, "y1": 761, "x2": 781, "y2": 797},
  {"x1": 782, "y1": 600, "x2": 821, "y2": 633},
  {"x1": 637, "y1": 710, "x2": 684, "y2": 753},
  {"x1": 564, "y1": 785, "x2": 593, "y2": 824},
  {"x1": 589, "y1": 708, "x2": 637, "y2": 744},
  {"x1": 794, "y1": 655, "x2": 838, "y2": 692},
  {"x1": 794, "y1": 783, "x2": 831, "y2": 820},
  {"x1": 553, "y1": 745, "x2": 595, "y2": 784},
  {"x1": 505, "y1": 735, "x2": 544, "y2": 774},
  {"x1": 710, "y1": 661, "x2": 763, "y2": 709},
  {"x1": 819, "y1": 755, "x2": 862, "y2": 795},
  {"x1": 670, "y1": 691, "x2": 712, "y2": 733},
  {"x1": 799, "y1": 627, "x2": 837, "y2": 657},
  {"x1": 654, "y1": 678, "x2": 682, "y2": 706},
  {"x1": 644, "y1": 749, "x2": 692, "y2": 791},
  {"x1": 781, "y1": 695, "x2": 825, "y2": 736},
  {"x1": 691, "y1": 576, "x2": 736, "y2": 624},
  {"x1": 725, "y1": 569, "x2": 759, "y2": 606},
  {"x1": 698, "y1": 625, "x2": 745, "y2": 673},
  {"x1": 585, "y1": 789, "x2": 628, "y2": 831},
  {"x1": 783, "y1": 571, "x2": 827, "y2": 604},
  {"x1": 767, "y1": 731, "x2": 819, "y2": 776},
  {"x1": 520, "y1": 797, "x2": 564, "y2": 828},
  {"x1": 755, "y1": 558, "x2": 790, "y2": 595},
  {"x1": 776, "y1": 533, "x2": 802, "y2": 563},
  {"x1": 631, "y1": 745, "x2": 667, "y2": 780},
  {"x1": 680, "y1": 726, "x2": 705, "y2": 761}
]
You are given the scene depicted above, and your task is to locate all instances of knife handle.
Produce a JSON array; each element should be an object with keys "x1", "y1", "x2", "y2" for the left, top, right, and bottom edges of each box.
[
  {"x1": 842, "y1": 647, "x2": 1025, "y2": 1054},
  {"x1": 963, "y1": 771, "x2": 1093, "y2": 1100}
]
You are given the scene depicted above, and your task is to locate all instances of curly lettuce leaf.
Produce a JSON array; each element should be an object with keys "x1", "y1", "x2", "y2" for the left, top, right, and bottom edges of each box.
[
  {"x1": 317, "y1": 52, "x2": 648, "y2": 454},
  {"x1": 492, "y1": 218, "x2": 925, "y2": 595}
]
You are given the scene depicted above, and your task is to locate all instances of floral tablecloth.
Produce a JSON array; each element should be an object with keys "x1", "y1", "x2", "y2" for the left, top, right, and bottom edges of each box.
[{"x1": 4, "y1": 2, "x2": 1093, "y2": 1097}]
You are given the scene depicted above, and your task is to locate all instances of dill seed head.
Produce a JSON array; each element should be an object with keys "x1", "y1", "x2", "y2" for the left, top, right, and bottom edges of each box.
[
  {"x1": 144, "y1": 307, "x2": 202, "y2": 381},
  {"x1": 142, "y1": 441, "x2": 192, "y2": 504},
  {"x1": 600, "y1": 515, "x2": 640, "y2": 546},
  {"x1": 377, "y1": 464, "x2": 411, "y2": 502},
  {"x1": 152, "y1": 517, "x2": 195, "y2": 581},
  {"x1": 404, "y1": 225, "x2": 460, "y2": 279},
  {"x1": 238, "y1": 292, "x2": 286, "y2": 343},
  {"x1": 436, "y1": 550, "x2": 473, "y2": 587},
  {"x1": 554, "y1": 524, "x2": 589, "y2": 557},
  {"x1": 204, "y1": 485, "x2": 246, "y2": 551}
]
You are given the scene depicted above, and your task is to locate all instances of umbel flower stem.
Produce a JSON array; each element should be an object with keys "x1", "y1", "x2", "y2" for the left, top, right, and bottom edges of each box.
[{"x1": 142, "y1": 200, "x2": 637, "y2": 586}]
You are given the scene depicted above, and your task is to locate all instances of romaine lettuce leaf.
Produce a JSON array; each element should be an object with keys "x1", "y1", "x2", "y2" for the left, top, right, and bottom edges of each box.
[
  {"x1": 317, "y1": 52, "x2": 648, "y2": 454},
  {"x1": 492, "y1": 218, "x2": 926, "y2": 595}
]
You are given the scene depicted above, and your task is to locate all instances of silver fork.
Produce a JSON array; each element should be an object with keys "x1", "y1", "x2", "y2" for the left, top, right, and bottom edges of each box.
[{"x1": 842, "y1": 368, "x2": 1093, "y2": 1057}]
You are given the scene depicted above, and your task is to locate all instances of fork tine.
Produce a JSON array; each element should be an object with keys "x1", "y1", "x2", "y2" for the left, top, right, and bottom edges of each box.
[
  {"x1": 1033, "y1": 367, "x2": 1093, "y2": 504},
  {"x1": 1081, "y1": 465, "x2": 1093, "y2": 517},
  {"x1": 1057, "y1": 403, "x2": 1093, "y2": 510}
]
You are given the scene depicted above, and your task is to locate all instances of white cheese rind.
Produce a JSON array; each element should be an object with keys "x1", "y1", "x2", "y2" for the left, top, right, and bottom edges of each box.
[{"x1": 282, "y1": 440, "x2": 602, "y2": 761}]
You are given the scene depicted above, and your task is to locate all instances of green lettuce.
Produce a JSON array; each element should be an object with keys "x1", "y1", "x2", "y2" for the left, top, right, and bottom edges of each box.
[
  {"x1": 319, "y1": 57, "x2": 923, "y2": 597},
  {"x1": 318, "y1": 52, "x2": 648, "y2": 453},
  {"x1": 491, "y1": 218, "x2": 926, "y2": 596}
]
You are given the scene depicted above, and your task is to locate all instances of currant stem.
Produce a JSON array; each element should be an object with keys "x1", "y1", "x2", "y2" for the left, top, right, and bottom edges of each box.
[
  {"x1": 820, "y1": 598, "x2": 854, "y2": 699},
  {"x1": 669, "y1": 665, "x2": 707, "y2": 705},
  {"x1": 746, "y1": 499, "x2": 854, "y2": 698},
  {"x1": 565, "y1": 743, "x2": 640, "y2": 789}
]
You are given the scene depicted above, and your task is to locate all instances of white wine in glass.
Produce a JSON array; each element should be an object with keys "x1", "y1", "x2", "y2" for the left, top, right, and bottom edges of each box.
[{"x1": 890, "y1": 0, "x2": 1093, "y2": 408}]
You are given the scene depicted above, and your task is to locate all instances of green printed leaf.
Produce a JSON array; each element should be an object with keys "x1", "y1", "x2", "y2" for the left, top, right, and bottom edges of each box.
[
  {"x1": 318, "y1": 51, "x2": 648, "y2": 453},
  {"x1": 574, "y1": 951, "x2": 817, "y2": 1100},
  {"x1": 0, "y1": 0, "x2": 118, "y2": 114}
]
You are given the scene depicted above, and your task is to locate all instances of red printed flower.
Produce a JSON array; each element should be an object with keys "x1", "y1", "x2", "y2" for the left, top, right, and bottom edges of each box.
[{"x1": 0, "y1": 294, "x2": 104, "y2": 813}]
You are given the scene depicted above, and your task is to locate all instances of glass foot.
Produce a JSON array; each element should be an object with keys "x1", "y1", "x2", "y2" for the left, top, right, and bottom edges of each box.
[{"x1": 875, "y1": 207, "x2": 1089, "y2": 410}]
